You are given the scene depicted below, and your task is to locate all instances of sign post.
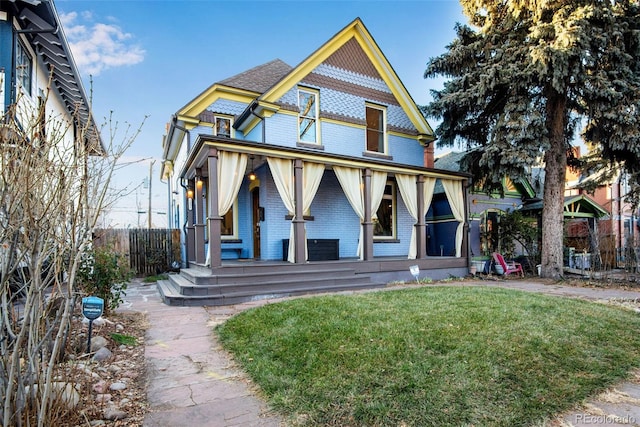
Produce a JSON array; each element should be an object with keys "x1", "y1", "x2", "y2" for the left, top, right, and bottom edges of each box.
[
  {"x1": 82, "y1": 296, "x2": 104, "y2": 353},
  {"x1": 409, "y1": 265, "x2": 420, "y2": 282}
]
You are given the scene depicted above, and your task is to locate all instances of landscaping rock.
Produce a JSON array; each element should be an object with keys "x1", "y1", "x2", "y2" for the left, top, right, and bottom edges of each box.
[
  {"x1": 90, "y1": 336, "x2": 108, "y2": 352},
  {"x1": 103, "y1": 407, "x2": 128, "y2": 421},
  {"x1": 109, "y1": 382, "x2": 126, "y2": 391},
  {"x1": 92, "y1": 347, "x2": 113, "y2": 362}
]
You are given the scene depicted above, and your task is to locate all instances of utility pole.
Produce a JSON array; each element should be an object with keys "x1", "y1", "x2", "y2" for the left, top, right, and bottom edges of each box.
[{"x1": 148, "y1": 160, "x2": 155, "y2": 229}]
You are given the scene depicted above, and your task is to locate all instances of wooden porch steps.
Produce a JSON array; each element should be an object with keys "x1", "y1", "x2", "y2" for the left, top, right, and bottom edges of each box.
[{"x1": 157, "y1": 266, "x2": 385, "y2": 306}]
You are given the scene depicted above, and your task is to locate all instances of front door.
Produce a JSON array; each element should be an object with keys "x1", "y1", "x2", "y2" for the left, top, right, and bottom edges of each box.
[{"x1": 252, "y1": 188, "x2": 261, "y2": 259}]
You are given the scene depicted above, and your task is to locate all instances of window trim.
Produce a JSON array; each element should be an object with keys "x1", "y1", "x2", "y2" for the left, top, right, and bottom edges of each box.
[
  {"x1": 365, "y1": 103, "x2": 387, "y2": 155},
  {"x1": 373, "y1": 180, "x2": 396, "y2": 240},
  {"x1": 221, "y1": 199, "x2": 239, "y2": 240},
  {"x1": 297, "y1": 87, "x2": 319, "y2": 144},
  {"x1": 16, "y1": 40, "x2": 32, "y2": 97}
]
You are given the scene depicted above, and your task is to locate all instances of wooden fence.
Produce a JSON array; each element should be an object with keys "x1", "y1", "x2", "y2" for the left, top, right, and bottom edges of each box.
[{"x1": 93, "y1": 228, "x2": 181, "y2": 276}]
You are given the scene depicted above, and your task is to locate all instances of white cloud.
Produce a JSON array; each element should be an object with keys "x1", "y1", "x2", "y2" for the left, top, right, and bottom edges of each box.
[{"x1": 60, "y1": 11, "x2": 145, "y2": 76}]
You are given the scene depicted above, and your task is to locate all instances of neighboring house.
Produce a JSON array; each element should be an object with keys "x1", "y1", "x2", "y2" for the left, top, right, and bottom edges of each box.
[
  {"x1": 436, "y1": 151, "x2": 610, "y2": 272},
  {"x1": 434, "y1": 151, "x2": 537, "y2": 260},
  {"x1": 0, "y1": 0, "x2": 101, "y2": 286},
  {"x1": 0, "y1": 0, "x2": 100, "y2": 151},
  {"x1": 159, "y1": 18, "x2": 470, "y2": 305},
  {"x1": 565, "y1": 163, "x2": 640, "y2": 269}
]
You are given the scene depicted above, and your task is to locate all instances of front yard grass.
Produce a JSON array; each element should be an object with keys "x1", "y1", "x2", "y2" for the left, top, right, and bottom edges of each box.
[{"x1": 216, "y1": 286, "x2": 640, "y2": 426}]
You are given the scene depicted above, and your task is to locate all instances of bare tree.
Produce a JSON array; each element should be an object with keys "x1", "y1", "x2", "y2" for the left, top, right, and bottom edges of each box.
[{"x1": 0, "y1": 81, "x2": 142, "y2": 425}]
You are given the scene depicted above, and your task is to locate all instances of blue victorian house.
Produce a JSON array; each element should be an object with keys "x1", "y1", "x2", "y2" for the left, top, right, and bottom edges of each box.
[{"x1": 159, "y1": 18, "x2": 470, "y2": 305}]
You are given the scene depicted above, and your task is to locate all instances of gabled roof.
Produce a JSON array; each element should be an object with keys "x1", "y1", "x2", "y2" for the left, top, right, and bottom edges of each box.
[
  {"x1": 434, "y1": 151, "x2": 536, "y2": 199},
  {"x1": 241, "y1": 17, "x2": 433, "y2": 138},
  {"x1": 176, "y1": 17, "x2": 433, "y2": 138},
  {"x1": 7, "y1": 0, "x2": 103, "y2": 153},
  {"x1": 520, "y1": 195, "x2": 609, "y2": 218}
]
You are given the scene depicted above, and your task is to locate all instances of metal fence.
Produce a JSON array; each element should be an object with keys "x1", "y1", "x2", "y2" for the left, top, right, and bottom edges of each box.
[{"x1": 93, "y1": 228, "x2": 181, "y2": 276}]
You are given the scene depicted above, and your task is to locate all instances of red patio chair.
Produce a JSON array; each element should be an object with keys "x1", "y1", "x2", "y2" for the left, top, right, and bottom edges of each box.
[{"x1": 492, "y1": 252, "x2": 524, "y2": 277}]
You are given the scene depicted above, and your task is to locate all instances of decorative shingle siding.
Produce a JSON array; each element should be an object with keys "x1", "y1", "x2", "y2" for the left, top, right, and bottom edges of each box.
[
  {"x1": 312, "y1": 63, "x2": 390, "y2": 94},
  {"x1": 388, "y1": 105, "x2": 414, "y2": 131},
  {"x1": 200, "y1": 99, "x2": 249, "y2": 122},
  {"x1": 274, "y1": 57, "x2": 418, "y2": 157},
  {"x1": 321, "y1": 88, "x2": 366, "y2": 120},
  {"x1": 278, "y1": 87, "x2": 298, "y2": 106},
  {"x1": 301, "y1": 72, "x2": 398, "y2": 107},
  {"x1": 323, "y1": 37, "x2": 381, "y2": 79}
]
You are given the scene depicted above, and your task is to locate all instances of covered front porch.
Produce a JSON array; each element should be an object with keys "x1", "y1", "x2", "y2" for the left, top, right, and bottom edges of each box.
[{"x1": 164, "y1": 135, "x2": 470, "y2": 305}]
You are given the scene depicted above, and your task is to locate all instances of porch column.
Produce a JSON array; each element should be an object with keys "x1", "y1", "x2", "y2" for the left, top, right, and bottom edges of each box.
[
  {"x1": 186, "y1": 179, "x2": 196, "y2": 266},
  {"x1": 207, "y1": 149, "x2": 223, "y2": 269},
  {"x1": 362, "y1": 168, "x2": 374, "y2": 260},
  {"x1": 194, "y1": 168, "x2": 206, "y2": 264},
  {"x1": 463, "y1": 178, "x2": 470, "y2": 260},
  {"x1": 293, "y1": 159, "x2": 306, "y2": 264},
  {"x1": 416, "y1": 175, "x2": 427, "y2": 259}
]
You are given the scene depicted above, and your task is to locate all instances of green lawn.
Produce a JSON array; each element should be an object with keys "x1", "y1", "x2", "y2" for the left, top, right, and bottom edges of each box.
[{"x1": 216, "y1": 286, "x2": 640, "y2": 426}]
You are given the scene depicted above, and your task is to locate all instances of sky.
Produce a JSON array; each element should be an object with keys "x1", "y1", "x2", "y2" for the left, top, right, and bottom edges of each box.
[{"x1": 55, "y1": 0, "x2": 468, "y2": 228}]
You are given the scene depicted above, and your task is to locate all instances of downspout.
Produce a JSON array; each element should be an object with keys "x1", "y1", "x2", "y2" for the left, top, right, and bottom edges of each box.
[{"x1": 248, "y1": 102, "x2": 265, "y2": 143}]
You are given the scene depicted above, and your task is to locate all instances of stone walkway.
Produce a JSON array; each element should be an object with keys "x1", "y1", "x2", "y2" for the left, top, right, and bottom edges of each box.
[
  {"x1": 118, "y1": 278, "x2": 640, "y2": 427},
  {"x1": 118, "y1": 280, "x2": 282, "y2": 426}
]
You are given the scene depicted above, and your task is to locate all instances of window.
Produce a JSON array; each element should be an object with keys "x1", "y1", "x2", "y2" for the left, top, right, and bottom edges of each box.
[
  {"x1": 366, "y1": 105, "x2": 385, "y2": 153},
  {"x1": 480, "y1": 210, "x2": 501, "y2": 256},
  {"x1": 215, "y1": 117, "x2": 231, "y2": 137},
  {"x1": 204, "y1": 186, "x2": 237, "y2": 238},
  {"x1": 374, "y1": 181, "x2": 395, "y2": 238},
  {"x1": 298, "y1": 89, "x2": 318, "y2": 143},
  {"x1": 221, "y1": 207, "x2": 234, "y2": 236},
  {"x1": 16, "y1": 41, "x2": 32, "y2": 96}
]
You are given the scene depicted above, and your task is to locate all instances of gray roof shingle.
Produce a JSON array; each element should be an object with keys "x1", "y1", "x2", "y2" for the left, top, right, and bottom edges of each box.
[{"x1": 219, "y1": 59, "x2": 292, "y2": 94}]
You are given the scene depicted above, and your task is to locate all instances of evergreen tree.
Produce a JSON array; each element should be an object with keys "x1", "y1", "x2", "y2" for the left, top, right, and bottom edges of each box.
[{"x1": 425, "y1": 1, "x2": 640, "y2": 278}]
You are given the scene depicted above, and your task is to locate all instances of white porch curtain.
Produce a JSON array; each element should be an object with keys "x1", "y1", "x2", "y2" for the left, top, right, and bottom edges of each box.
[
  {"x1": 397, "y1": 175, "x2": 436, "y2": 259},
  {"x1": 267, "y1": 157, "x2": 296, "y2": 262},
  {"x1": 334, "y1": 166, "x2": 387, "y2": 260},
  {"x1": 442, "y1": 179, "x2": 465, "y2": 257},
  {"x1": 301, "y1": 162, "x2": 325, "y2": 261},
  {"x1": 218, "y1": 151, "x2": 248, "y2": 216},
  {"x1": 267, "y1": 159, "x2": 325, "y2": 263},
  {"x1": 206, "y1": 151, "x2": 247, "y2": 266}
]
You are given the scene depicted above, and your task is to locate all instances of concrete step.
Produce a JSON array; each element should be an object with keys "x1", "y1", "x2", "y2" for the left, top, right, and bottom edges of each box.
[
  {"x1": 157, "y1": 278, "x2": 386, "y2": 307},
  {"x1": 179, "y1": 266, "x2": 360, "y2": 286},
  {"x1": 167, "y1": 271, "x2": 374, "y2": 296}
]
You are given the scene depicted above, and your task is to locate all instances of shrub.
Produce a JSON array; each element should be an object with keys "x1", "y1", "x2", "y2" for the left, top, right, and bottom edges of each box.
[{"x1": 78, "y1": 245, "x2": 133, "y2": 313}]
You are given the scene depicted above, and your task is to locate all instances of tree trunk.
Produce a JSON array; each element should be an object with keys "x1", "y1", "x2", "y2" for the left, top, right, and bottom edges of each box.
[{"x1": 540, "y1": 89, "x2": 568, "y2": 279}]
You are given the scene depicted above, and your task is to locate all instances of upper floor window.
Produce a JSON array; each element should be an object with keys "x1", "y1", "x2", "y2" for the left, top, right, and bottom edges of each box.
[
  {"x1": 215, "y1": 116, "x2": 231, "y2": 137},
  {"x1": 374, "y1": 181, "x2": 396, "y2": 239},
  {"x1": 365, "y1": 105, "x2": 386, "y2": 154},
  {"x1": 298, "y1": 88, "x2": 318, "y2": 143},
  {"x1": 16, "y1": 41, "x2": 32, "y2": 96}
]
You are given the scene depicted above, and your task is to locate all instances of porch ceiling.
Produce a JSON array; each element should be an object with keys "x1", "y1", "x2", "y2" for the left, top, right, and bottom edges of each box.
[{"x1": 181, "y1": 134, "x2": 471, "y2": 181}]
